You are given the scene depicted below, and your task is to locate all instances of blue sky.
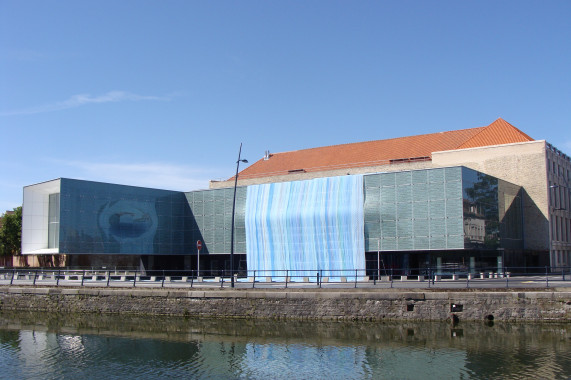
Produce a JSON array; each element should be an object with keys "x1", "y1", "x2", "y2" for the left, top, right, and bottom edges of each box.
[{"x1": 1, "y1": 1, "x2": 570, "y2": 212}]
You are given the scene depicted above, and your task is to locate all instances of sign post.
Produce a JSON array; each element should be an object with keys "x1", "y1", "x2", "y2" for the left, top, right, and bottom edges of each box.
[{"x1": 196, "y1": 240, "x2": 202, "y2": 278}]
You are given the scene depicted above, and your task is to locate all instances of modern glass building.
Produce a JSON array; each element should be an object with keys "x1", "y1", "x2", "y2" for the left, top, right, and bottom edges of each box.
[
  {"x1": 22, "y1": 166, "x2": 522, "y2": 275},
  {"x1": 21, "y1": 118, "x2": 568, "y2": 271},
  {"x1": 362, "y1": 167, "x2": 522, "y2": 275}
]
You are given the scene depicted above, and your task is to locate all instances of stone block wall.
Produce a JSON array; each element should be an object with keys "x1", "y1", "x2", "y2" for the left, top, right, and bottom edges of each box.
[{"x1": 0, "y1": 287, "x2": 569, "y2": 322}]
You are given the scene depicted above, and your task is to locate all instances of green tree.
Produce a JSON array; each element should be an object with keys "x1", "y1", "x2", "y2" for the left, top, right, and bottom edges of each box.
[{"x1": 0, "y1": 206, "x2": 22, "y2": 256}]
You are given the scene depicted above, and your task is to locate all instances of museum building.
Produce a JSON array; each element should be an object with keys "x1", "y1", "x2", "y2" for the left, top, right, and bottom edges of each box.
[{"x1": 21, "y1": 118, "x2": 571, "y2": 275}]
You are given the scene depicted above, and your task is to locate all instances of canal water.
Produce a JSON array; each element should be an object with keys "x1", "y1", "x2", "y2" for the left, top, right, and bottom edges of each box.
[{"x1": 0, "y1": 311, "x2": 569, "y2": 379}]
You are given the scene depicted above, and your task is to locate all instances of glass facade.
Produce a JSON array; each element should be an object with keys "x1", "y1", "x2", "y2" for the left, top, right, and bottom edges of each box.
[
  {"x1": 185, "y1": 187, "x2": 247, "y2": 254},
  {"x1": 364, "y1": 167, "x2": 464, "y2": 251},
  {"x1": 58, "y1": 179, "x2": 191, "y2": 255},
  {"x1": 462, "y1": 170, "x2": 523, "y2": 250},
  {"x1": 364, "y1": 167, "x2": 522, "y2": 252},
  {"x1": 34, "y1": 166, "x2": 522, "y2": 273}
]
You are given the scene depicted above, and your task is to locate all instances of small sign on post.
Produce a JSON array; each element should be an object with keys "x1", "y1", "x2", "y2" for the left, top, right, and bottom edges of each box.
[{"x1": 196, "y1": 240, "x2": 202, "y2": 278}]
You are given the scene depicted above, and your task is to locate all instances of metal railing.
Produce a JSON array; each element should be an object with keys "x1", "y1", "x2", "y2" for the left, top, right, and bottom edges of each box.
[{"x1": 0, "y1": 266, "x2": 569, "y2": 289}]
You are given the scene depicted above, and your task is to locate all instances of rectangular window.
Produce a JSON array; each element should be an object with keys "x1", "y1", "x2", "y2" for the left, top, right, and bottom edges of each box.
[
  {"x1": 48, "y1": 193, "x2": 60, "y2": 248},
  {"x1": 549, "y1": 182, "x2": 553, "y2": 206}
]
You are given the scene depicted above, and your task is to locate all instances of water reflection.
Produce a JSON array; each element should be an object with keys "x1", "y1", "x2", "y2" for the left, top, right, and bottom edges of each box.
[{"x1": 0, "y1": 311, "x2": 569, "y2": 379}]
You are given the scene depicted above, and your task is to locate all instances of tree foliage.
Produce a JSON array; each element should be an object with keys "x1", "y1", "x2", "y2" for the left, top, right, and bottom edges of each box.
[{"x1": 0, "y1": 206, "x2": 22, "y2": 256}]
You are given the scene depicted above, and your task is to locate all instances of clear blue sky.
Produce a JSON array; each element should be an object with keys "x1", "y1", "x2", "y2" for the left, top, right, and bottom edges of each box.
[{"x1": 1, "y1": 1, "x2": 570, "y2": 212}]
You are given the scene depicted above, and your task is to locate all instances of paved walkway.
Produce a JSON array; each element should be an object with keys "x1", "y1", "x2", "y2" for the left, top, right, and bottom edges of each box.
[{"x1": 1, "y1": 274, "x2": 570, "y2": 290}]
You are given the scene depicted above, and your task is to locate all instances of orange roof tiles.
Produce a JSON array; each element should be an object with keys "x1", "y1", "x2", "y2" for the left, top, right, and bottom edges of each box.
[
  {"x1": 236, "y1": 118, "x2": 534, "y2": 180},
  {"x1": 457, "y1": 118, "x2": 533, "y2": 149}
]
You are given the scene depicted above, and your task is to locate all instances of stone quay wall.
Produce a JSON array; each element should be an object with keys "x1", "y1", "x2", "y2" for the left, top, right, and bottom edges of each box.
[{"x1": 0, "y1": 287, "x2": 569, "y2": 322}]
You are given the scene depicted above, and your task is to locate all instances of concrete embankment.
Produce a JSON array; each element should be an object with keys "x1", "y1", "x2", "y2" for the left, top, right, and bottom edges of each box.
[{"x1": 0, "y1": 286, "x2": 569, "y2": 322}]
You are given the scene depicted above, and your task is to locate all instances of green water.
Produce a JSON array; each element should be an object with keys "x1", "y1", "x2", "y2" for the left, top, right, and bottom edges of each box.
[{"x1": 0, "y1": 311, "x2": 569, "y2": 379}]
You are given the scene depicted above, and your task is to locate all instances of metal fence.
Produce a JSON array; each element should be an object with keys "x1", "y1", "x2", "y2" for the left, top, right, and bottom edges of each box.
[{"x1": 0, "y1": 266, "x2": 569, "y2": 289}]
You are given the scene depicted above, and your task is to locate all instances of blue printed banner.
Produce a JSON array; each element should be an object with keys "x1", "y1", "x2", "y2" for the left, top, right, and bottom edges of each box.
[{"x1": 245, "y1": 175, "x2": 365, "y2": 280}]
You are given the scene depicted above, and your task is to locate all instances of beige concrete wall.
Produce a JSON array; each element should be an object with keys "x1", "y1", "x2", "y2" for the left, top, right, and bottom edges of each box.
[{"x1": 432, "y1": 141, "x2": 549, "y2": 251}]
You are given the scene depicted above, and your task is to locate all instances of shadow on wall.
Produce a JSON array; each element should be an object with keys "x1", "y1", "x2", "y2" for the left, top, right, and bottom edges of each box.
[
  {"x1": 518, "y1": 189, "x2": 549, "y2": 267},
  {"x1": 520, "y1": 189, "x2": 548, "y2": 247}
]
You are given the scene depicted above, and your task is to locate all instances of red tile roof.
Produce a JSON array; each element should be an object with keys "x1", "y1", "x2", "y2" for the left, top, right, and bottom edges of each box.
[
  {"x1": 236, "y1": 118, "x2": 534, "y2": 180},
  {"x1": 457, "y1": 118, "x2": 533, "y2": 149}
]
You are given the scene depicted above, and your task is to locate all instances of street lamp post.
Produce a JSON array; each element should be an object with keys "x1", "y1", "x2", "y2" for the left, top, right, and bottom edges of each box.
[{"x1": 230, "y1": 143, "x2": 248, "y2": 288}]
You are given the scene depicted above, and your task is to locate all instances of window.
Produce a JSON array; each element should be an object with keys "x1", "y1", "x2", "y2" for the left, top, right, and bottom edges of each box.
[{"x1": 48, "y1": 193, "x2": 60, "y2": 248}]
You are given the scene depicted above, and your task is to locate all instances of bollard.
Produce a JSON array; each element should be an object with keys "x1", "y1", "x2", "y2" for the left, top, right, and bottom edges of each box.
[
  {"x1": 81, "y1": 269, "x2": 85, "y2": 287},
  {"x1": 106, "y1": 271, "x2": 111, "y2": 287},
  {"x1": 390, "y1": 269, "x2": 394, "y2": 288}
]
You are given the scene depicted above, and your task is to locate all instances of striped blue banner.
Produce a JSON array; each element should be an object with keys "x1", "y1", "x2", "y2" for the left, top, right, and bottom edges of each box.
[{"x1": 245, "y1": 175, "x2": 365, "y2": 279}]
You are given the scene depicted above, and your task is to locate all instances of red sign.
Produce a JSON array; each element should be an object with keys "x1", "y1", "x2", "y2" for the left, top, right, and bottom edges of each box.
[{"x1": 196, "y1": 240, "x2": 202, "y2": 250}]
